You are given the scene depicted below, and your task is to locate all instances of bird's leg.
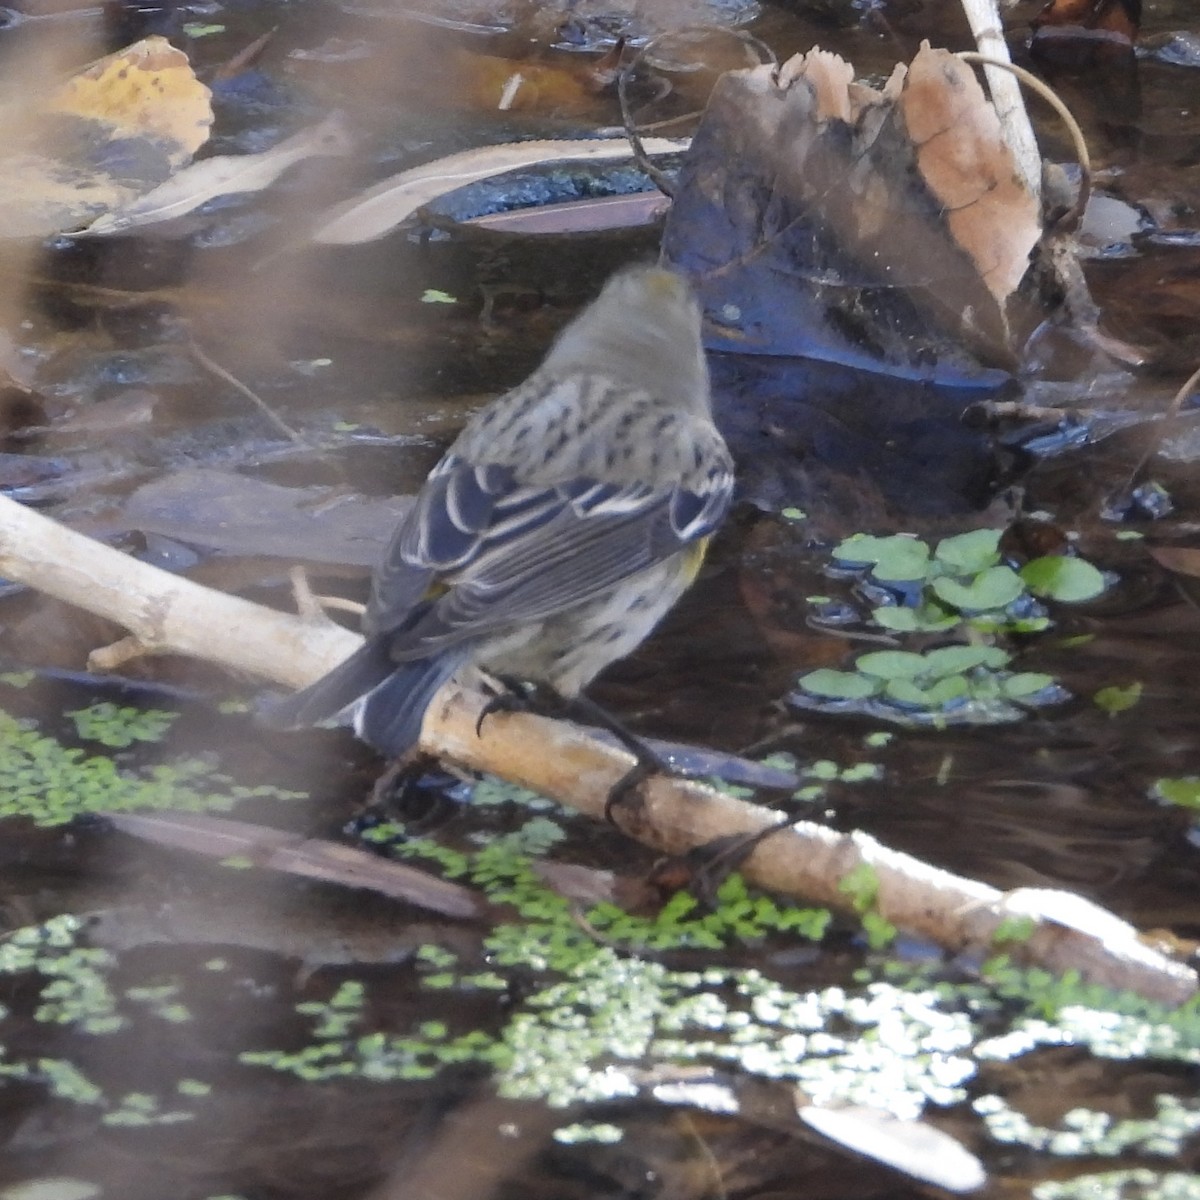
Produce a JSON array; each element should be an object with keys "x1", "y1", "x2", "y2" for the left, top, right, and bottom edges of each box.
[
  {"x1": 560, "y1": 693, "x2": 677, "y2": 825},
  {"x1": 475, "y1": 674, "x2": 559, "y2": 736},
  {"x1": 475, "y1": 681, "x2": 677, "y2": 824}
]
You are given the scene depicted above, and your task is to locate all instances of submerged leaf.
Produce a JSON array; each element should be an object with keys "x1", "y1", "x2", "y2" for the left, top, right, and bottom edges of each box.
[
  {"x1": 0, "y1": 37, "x2": 213, "y2": 238},
  {"x1": 311, "y1": 137, "x2": 688, "y2": 244},
  {"x1": 80, "y1": 115, "x2": 351, "y2": 236},
  {"x1": 49, "y1": 36, "x2": 212, "y2": 165}
]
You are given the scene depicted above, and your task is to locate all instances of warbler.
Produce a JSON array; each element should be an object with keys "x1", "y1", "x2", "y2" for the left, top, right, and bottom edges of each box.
[{"x1": 268, "y1": 264, "x2": 734, "y2": 757}]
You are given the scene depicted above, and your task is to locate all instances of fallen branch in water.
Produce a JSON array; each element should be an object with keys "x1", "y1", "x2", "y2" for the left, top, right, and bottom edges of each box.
[{"x1": 0, "y1": 492, "x2": 1194, "y2": 1005}]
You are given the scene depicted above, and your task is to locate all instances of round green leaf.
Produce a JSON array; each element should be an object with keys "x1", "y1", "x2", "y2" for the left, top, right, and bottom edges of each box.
[
  {"x1": 873, "y1": 604, "x2": 960, "y2": 633},
  {"x1": 871, "y1": 540, "x2": 931, "y2": 583},
  {"x1": 1094, "y1": 682, "x2": 1143, "y2": 716},
  {"x1": 832, "y1": 534, "x2": 930, "y2": 582},
  {"x1": 934, "y1": 528, "x2": 1001, "y2": 573},
  {"x1": 923, "y1": 644, "x2": 1009, "y2": 678},
  {"x1": 1001, "y1": 672, "x2": 1056, "y2": 699},
  {"x1": 797, "y1": 670, "x2": 878, "y2": 700},
  {"x1": 924, "y1": 675, "x2": 970, "y2": 705},
  {"x1": 931, "y1": 566, "x2": 1024, "y2": 612},
  {"x1": 1153, "y1": 777, "x2": 1200, "y2": 810},
  {"x1": 883, "y1": 679, "x2": 938, "y2": 708},
  {"x1": 1019, "y1": 556, "x2": 1106, "y2": 603},
  {"x1": 832, "y1": 533, "x2": 898, "y2": 564},
  {"x1": 856, "y1": 651, "x2": 928, "y2": 680},
  {"x1": 872, "y1": 607, "x2": 920, "y2": 632}
]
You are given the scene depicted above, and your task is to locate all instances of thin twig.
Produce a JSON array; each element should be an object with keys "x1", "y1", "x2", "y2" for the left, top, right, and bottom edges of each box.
[
  {"x1": 1122, "y1": 360, "x2": 1200, "y2": 491},
  {"x1": 957, "y1": 52, "x2": 1091, "y2": 230},
  {"x1": 189, "y1": 340, "x2": 304, "y2": 443},
  {"x1": 619, "y1": 25, "x2": 776, "y2": 199}
]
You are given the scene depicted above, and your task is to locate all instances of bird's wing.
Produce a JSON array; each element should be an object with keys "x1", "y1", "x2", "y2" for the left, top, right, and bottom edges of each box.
[{"x1": 366, "y1": 442, "x2": 732, "y2": 653}]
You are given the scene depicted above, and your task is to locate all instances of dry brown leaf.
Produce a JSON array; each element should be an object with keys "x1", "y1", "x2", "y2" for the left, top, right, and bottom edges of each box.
[
  {"x1": 662, "y1": 42, "x2": 1043, "y2": 375},
  {"x1": 899, "y1": 43, "x2": 1041, "y2": 309}
]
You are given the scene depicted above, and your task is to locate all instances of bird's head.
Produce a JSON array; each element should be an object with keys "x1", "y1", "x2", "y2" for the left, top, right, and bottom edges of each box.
[{"x1": 542, "y1": 264, "x2": 711, "y2": 414}]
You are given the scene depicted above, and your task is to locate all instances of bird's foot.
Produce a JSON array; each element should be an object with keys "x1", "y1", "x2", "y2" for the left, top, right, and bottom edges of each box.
[
  {"x1": 475, "y1": 675, "x2": 558, "y2": 736},
  {"x1": 603, "y1": 751, "x2": 674, "y2": 825},
  {"x1": 557, "y1": 694, "x2": 683, "y2": 826}
]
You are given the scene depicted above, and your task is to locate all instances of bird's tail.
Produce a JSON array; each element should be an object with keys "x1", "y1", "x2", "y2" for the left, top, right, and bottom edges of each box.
[
  {"x1": 354, "y1": 651, "x2": 464, "y2": 757},
  {"x1": 261, "y1": 639, "x2": 464, "y2": 759}
]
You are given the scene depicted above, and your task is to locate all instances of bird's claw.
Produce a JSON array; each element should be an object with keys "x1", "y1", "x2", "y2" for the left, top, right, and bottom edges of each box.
[{"x1": 475, "y1": 676, "x2": 535, "y2": 737}]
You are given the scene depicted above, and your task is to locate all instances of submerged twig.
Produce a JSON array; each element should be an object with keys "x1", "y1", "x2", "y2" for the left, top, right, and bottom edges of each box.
[
  {"x1": 1122, "y1": 360, "x2": 1200, "y2": 491},
  {"x1": 189, "y1": 339, "x2": 304, "y2": 443}
]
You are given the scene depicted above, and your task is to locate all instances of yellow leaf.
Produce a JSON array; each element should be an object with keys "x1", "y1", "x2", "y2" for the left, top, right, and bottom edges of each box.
[{"x1": 49, "y1": 35, "x2": 213, "y2": 168}]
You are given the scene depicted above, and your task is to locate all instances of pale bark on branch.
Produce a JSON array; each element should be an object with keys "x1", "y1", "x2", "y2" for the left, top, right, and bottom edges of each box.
[
  {"x1": 960, "y1": 0, "x2": 1042, "y2": 202},
  {"x1": 0, "y1": 491, "x2": 359, "y2": 687},
  {"x1": 0, "y1": 492, "x2": 1194, "y2": 1005}
]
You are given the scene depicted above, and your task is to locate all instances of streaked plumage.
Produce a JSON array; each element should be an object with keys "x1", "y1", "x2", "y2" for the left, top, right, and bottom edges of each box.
[{"x1": 268, "y1": 265, "x2": 734, "y2": 756}]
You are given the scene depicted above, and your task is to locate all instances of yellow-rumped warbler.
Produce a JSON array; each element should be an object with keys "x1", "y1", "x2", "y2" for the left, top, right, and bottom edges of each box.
[{"x1": 268, "y1": 264, "x2": 734, "y2": 757}]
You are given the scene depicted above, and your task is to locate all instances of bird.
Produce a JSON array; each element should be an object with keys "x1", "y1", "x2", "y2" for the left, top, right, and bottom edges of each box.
[{"x1": 266, "y1": 264, "x2": 735, "y2": 764}]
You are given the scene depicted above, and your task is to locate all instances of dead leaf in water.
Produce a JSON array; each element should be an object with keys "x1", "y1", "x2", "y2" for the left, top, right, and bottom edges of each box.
[
  {"x1": 311, "y1": 136, "x2": 688, "y2": 244},
  {"x1": 48, "y1": 35, "x2": 212, "y2": 162},
  {"x1": 107, "y1": 810, "x2": 486, "y2": 918},
  {"x1": 1032, "y1": 0, "x2": 1140, "y2": 42},
  {"x1": 1147, "y1": 543, "x2": 1200, "y2": 580},
  {"x1": 663, "y1": 42, "x2": 1042, "y2": 378},
  {"x1": 452, "y1": 47, "x2": 607, "y2": 115},
  {"x1": 100, "y1": 467, "x2": 411, "y2": 566},
  {"x1": 79, "y1": 114, "x2": 352, "y2": 237},
  {"x1": 0, "y1": 36, "x2": 213, "y2": 238}
]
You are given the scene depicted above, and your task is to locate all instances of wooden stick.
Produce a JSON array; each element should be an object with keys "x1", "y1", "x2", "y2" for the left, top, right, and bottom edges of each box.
[
  {"x1": 426, "y1": 688, "x2": 1198, "y2": 1007},
  {"x1": 959, "y1": 0, "x2": 1042, "y2": 202},
  {"x1": 0, "y1": 492, "x2": 1194, "y2": 1004},
  {"x1": 0, "y1": 493, "x2": 358, "y2": 689}
]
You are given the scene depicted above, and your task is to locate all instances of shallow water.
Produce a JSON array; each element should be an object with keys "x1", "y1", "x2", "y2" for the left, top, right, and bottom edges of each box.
[{"x1": 1, "y1": 2, "x2": 1200, "y2": 1198}]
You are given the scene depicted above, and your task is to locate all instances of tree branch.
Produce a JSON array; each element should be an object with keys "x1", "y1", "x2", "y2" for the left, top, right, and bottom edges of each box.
[
  {"x1": 959, "y1": 0, "x2": 1042, "y2": 202},
  {"x1": 0, "y1": 493, "x2": 1194, "y2": 1005}
]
